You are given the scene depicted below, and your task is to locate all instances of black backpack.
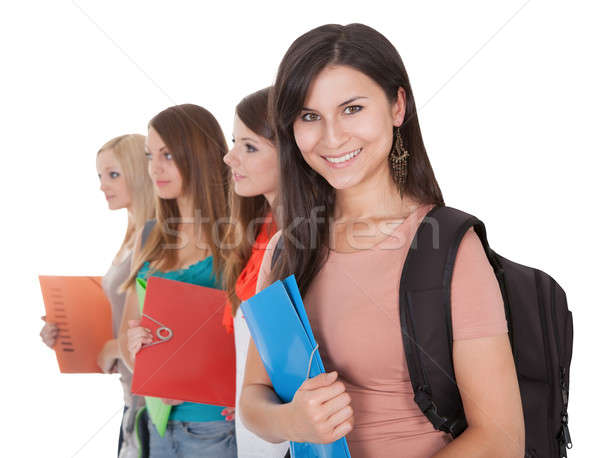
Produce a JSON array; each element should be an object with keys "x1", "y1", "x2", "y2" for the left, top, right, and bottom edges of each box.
[{"x1": 273, "y1": 205, "x2": 573, "y2": 457}]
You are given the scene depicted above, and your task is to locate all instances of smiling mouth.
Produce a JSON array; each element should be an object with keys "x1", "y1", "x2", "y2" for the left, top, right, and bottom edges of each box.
[
  {"x1": 155, "y1": 180, "x2": 170, "y2": 186},
  {"x1": 323, "y1": 148, "x2": 362, "y2": 164}
]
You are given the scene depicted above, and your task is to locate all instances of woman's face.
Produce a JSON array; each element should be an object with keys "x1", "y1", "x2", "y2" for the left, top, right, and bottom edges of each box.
[
  {"x1": 145, "y1": 126, "x2": 183, "y2": 199},
  {"x1": 223, "y1": 115, "x2": 278, "y2": 202},
  {"x1": 96, "y1": 149, "x2": 131, "y2": 210},
  {"x1": 293, "y1": 65, "x2": 405, "y2": 190}
]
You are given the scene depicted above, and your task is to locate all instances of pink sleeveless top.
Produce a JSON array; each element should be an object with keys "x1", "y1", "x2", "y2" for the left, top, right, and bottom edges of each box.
[{"x1": 256, "y1": 203, "x2": 508, "y2": 457}]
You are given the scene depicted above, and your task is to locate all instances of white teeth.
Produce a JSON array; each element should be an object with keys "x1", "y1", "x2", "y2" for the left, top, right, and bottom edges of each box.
[{"x1": 324, "y1": 148, "x2": 362, "y2": 164}]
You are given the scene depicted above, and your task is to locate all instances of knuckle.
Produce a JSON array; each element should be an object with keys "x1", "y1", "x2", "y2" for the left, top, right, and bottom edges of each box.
[{"x1": 306, "y1": 397, "x2": 318, "y2": 408}]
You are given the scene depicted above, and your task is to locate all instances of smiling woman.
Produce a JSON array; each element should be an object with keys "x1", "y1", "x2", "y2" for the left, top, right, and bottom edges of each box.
[
  {"x1": 240, "y1": 23, "x2": 525, "y2": 458},
  {"x1": 294, "y1": 65, "x2": 405, "y2": 189}
]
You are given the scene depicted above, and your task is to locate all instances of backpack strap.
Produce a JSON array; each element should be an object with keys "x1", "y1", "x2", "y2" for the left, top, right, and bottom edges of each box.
[
  {"x1": 399, "y1": 205, "x2": 501, "y2": 438},
  {"x1": 140, "y1": 219, "x2": 157, "y2": 249}
]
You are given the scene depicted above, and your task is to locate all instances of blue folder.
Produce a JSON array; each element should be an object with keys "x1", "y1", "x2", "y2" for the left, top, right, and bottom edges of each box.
[{"x1": 241, "y1": 274, "x2": 351, "y2": 458}]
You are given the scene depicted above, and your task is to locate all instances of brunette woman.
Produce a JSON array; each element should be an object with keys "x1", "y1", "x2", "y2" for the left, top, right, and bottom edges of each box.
[
  {"x1": 240, "y1": 24, "x2": 525, "y2": 458},
  {"x1": 221, "y1": 88, "x2": 289, "y2": 458},
  {"x1": 121, "y1": 104, "x2": 236, "y2": 457}
]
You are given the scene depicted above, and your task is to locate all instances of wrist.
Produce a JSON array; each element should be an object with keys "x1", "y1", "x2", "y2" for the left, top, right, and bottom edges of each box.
[
  {"x1": 278, "y1": 402, "x2": 297, "y2": 442},
  {"x1": 103, "y1": 339, "x2": 118, "y2": 359}
]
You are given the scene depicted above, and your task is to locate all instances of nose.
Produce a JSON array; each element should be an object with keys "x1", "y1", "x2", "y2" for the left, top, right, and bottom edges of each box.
[
  {"x1": 223, "y1": 146, "x2": 241, "y2": 168},
  {"x1": 322, "y1": 118, "x2": 348, "y2": 150},
  {"x1": 99, "y1": 177, "x2": 108, "y2": 192},
  {"x1": 148, "y1": 155, "x2": 163, "y2": 178}
]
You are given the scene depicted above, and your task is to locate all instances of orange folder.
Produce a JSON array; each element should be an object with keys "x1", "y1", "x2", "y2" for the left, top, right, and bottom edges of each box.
[
  {"x1": 38, "y1": 276, "x2": 113, "y2": 373},
  {"x1": 131, "y1": 276, "x2": 236, "y2": 407}
]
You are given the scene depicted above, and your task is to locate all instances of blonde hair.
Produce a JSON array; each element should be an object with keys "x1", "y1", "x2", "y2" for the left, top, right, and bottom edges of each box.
[{"x1": 97, "y1": 134, "x2": 155, "y2": 252}]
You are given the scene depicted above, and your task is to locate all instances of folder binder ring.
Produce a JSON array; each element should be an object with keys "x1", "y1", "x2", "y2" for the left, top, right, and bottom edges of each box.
[{"x1": 142, "y1": 313, "x2": 173, "y2": 347}]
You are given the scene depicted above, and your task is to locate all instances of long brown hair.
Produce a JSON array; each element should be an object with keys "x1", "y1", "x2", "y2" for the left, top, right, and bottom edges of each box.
[
  {"x1": 123, "y1": 104, "x2": 229, "y2": 290},
  {"x1": 270, "y1": 23, "x2": 445, "y2": 296},
  {"x1": 97, "y1": 134, "x2": 155, "y2": 252},
  {"x1": 222, "y1": 88, "x2": 276, "y2": 315}
]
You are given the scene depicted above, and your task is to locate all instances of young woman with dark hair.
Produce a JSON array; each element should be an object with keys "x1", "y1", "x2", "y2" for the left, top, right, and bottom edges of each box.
[
  {"x1": 240, "y1": 24, "x2": 524, "y2": 457},
  {"x1": 221, "y1": 87, "x2": 289, "y2": 457}
]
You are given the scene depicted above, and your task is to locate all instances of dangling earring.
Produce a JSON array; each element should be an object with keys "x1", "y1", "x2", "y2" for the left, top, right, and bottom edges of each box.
[{"x1": 390, "y1": 126, "x2": 410, "y2": 187}]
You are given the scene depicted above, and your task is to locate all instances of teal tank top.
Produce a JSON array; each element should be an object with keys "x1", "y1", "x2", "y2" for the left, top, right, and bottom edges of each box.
[{"x1": 137, "y1": 256, "x2": 226, "y2": 422}]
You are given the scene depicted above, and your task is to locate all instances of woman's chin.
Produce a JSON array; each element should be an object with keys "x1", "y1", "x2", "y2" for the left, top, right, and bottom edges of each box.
[
  {"x1": 324, "y1": 172, "x2": 361, "y2": 190},
  {"x1": 233, "y1": 182, "x2": 263, "y2": 198}
]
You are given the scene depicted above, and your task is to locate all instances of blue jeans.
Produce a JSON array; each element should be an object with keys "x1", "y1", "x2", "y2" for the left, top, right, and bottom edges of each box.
[{"x1": 148, "y1": 419, "x2": 236, "y2": 458}]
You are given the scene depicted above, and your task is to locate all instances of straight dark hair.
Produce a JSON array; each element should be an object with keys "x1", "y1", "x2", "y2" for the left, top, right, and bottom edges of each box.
[
  {"x1": 270, "y1": 23, "x2": 445, "y2": 296},
  {"x1": 222, "y1": 88, "x2": 277, "y2": 315}
]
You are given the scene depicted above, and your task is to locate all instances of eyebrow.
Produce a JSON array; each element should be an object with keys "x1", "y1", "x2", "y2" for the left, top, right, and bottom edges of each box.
[
  {"x1": 302, "y1": 96, "x2": 368, "y2": 112},
  {"x1": 144, "y1": 146, "x2": 168, "y2": 153}
]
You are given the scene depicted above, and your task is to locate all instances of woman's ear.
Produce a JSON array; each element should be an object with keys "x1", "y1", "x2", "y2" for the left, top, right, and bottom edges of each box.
[{"x1": 392, "y1": 87, "x2": 407, "y2": 127}]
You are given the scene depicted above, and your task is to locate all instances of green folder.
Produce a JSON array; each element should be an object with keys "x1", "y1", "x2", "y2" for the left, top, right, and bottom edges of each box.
[{"x1": 135, "y1": 277, "x2": 172, "y2": 437}]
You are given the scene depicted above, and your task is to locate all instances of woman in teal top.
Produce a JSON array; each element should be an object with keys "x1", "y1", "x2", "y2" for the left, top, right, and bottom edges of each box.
[
  {"x1": 119, "y1": 104, "x2": 235, "y2": 458},
  {"x1": 136, "y1": 256, "x2": 228, "y2": 424}
]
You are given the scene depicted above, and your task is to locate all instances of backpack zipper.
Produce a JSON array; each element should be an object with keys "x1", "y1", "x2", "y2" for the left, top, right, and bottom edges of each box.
[{"x1": 550, "y1": 279, "x2": 572, "y2": 456}]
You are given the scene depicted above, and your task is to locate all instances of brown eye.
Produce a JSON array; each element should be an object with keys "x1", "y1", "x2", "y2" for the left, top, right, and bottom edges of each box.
[
  {"x1": 301, "y1": 112, "x2": 320, "y2": 122},
  {"x1": 344, "y1": 105, "x2": 363, "y2": 114}
]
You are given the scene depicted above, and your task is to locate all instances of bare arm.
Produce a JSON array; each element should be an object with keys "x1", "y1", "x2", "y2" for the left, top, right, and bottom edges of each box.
[
  {"x1": 239, "y1": 340, "x2": 296, "y2": 443},
  {"x1": 97, "y1": 338, "x2": 119, "y2": 373},
  {"x1": 117, "y1": 228, "x2": 144, "y2": 372},
  {"x1": 239, "y1": 231, "x2": 353, "y2": 444},
  {"x1": 240, "y1": 338, "x2": 352, "y2": 444},
  {"x1": 432, "y1": 334, "x2": 525, "y2": 457}
]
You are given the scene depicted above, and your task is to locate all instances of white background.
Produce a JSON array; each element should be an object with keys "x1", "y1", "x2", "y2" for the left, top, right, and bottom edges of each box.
[{"x1": 2, "y1": 1, "x2": 598, "y2": 456}]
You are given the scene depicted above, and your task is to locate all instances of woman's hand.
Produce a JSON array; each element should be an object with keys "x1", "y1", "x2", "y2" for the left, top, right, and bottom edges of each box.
[
  {"x1": 40, "y1": 316, "x2": 58, "y2": 348},
  {"x1": 127, "y1": 319, "x2": 153, "y2": 362},
  {"x1": 221, "y1": 407, "x2": 235, "y2": 422},
  {"x1": 97, "y1": 339, "x2": 119, "y2": 373},
  {"x1": 285, "y1": 371, "x2": 354, "y2": 444}
]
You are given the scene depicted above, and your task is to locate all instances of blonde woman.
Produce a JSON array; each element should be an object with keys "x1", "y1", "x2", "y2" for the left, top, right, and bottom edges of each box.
[{"x1": 40, "y1": 134, "x2": 155, "y2": 458}]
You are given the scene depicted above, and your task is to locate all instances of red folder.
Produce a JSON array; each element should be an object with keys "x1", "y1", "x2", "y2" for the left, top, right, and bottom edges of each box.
[
  {"x1": 38, "y1": 276, "x2": 113, "y2": 373},
  {"x1": 131, "y1": 276, "x2": 236, "y2": 407}
]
